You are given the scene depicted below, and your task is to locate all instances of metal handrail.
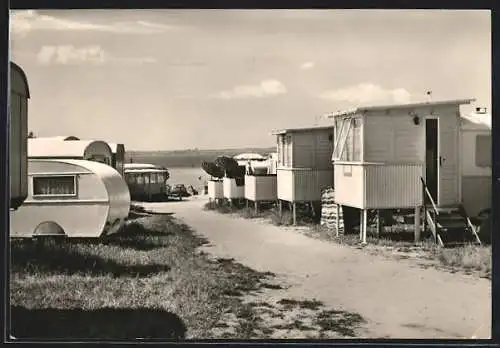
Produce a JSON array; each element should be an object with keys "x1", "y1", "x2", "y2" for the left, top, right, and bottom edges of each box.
[{"x1": 420, "y1": 177, "x2": 439, "y2": 216}]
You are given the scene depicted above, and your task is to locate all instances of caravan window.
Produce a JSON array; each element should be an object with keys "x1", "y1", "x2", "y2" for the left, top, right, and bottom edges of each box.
[
  {"x1": 476, "y1": 135, "x2": 491, "y2": 167},
  {"x1": 33, "y1": 175, "x2": 77, "y2": 197}
]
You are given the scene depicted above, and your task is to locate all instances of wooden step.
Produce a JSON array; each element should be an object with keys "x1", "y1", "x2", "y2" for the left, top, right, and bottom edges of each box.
[{"x1": 425, "y1": 205, "x2": 460, "y2": 214}]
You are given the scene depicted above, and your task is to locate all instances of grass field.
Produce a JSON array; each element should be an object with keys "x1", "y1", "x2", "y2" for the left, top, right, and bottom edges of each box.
[{"x1": 10, "y1": 212, "x2": 366, "y2": 340}]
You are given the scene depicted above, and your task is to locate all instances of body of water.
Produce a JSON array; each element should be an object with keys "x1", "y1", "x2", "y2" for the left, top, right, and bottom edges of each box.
[{"x1": 167, "y1": 167, "x2": 211, "y2": 190}]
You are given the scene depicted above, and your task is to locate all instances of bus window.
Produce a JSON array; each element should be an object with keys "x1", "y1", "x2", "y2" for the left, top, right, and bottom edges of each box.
[
  {"x1": 136, "y1": 174, "x2": 144, "y2": 184},
  {"x1": 151, "y1": 173, "x2": 158, "y2": 184}
]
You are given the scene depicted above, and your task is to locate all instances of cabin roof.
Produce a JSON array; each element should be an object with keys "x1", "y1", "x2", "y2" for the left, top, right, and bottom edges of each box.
[
  {"x1": 10, "y1": 62, "x2": 30, "y2": 98},
  {"x1": 272, "y1": 125, "x2": 334, "y2": 135},
  {"x1": 326, "y1": 99, "x2": 476, "y2": 118},
  {"x1": 461, "y1": 112, "x2": 491, "y2": 131},
  {"x1": 28, "y1": 138, "x2": 111, "y2": 158}
]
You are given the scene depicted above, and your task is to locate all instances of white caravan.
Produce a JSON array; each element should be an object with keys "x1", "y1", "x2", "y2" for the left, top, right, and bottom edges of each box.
[{"x1": 10, "y1": 159, "x2": 131, "y2": 238}]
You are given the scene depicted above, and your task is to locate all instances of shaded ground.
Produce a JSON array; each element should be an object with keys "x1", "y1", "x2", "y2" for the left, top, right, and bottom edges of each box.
[
  {"x1": 10, "y1": 211, "x2": 366, "y2": 340},
  {"x1": 143, "y1": 197, "x2": 492, "y2": 339}
]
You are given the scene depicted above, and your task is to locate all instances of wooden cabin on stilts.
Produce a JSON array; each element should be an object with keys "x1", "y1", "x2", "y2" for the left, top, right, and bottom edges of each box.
[
  {"x1": 273, "y1": 126, "x2": 334, "y2": 225},
  {"x1": 329, "y1": 99, "x2": 486, "y2": 247}
]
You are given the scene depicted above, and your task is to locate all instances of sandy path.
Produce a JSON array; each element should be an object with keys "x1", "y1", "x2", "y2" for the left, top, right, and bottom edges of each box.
[{"x1": 143, "y1": 198, "x2": 491, "y2": 339}]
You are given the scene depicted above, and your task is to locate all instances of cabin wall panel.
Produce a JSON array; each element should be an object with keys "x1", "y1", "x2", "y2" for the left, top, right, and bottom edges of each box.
[
  {"x1": 245, "y1": 175, "x2": 277, "y2": 201},
  {"x1": 364, "y1": 115, "x2": 395, "y2": 162},
  {"x1": 461, "y1": 130, "x2": 491, "y2": 177},
  {"x1": 315, "y1": 130, "x2": 335, "y2": 170},
  {"x1": 461, "y1": 175, "x2": 491, "y2": 217},
  {"x1": 208, "y1": 180, "x2": 224, "y2": 199},
  {"x1": 292, "y1": 133, "x2": 314, "y2": 168},
  {"x1": 277, "y1": 169, "x2": 294, "y2": 201},
  {"x1": 333, "y1": 164, "x2": 364, "y2": 208},
  {"x1": 393, "y1": 114, "x2": 424, "y2": 163},
  {"x1": 223, "y1": 177, "x2": 245, "y2": 199}
]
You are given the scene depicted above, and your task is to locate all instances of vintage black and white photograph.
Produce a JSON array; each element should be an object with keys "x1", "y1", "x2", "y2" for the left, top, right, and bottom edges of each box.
[{"x1": 8, "y1": 9, "x2": 491, "y2": 340}]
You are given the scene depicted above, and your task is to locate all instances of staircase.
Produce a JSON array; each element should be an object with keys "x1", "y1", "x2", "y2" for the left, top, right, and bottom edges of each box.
[
  {"x1": 424, "y1": 205, "x2": 481, "y2": 247},
  {"x1": 421, "y1": 178, "x2": 481, "y2": 247}
]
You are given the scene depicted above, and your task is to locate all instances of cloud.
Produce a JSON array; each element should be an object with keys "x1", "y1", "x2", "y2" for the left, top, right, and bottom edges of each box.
[
  {"x1": 300, "y1": 61, "x2": 315, "y2": 70},
  {"x1": 215, "y1": 79, "x2": 287, "y2": 100},
  {"x1": 10, "y1": 10, "x2": 181, "y2": 37},
  {"x1": 36, "y1": 45, "x2": 157, "y2": 66},
  {"x1": 319, "y1": 83, "x2": 412, "y2": 105}
]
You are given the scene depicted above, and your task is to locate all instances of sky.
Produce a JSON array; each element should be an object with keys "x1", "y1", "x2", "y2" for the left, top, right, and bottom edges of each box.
[{"x1": 10, "y1": 9, "x2": 491, "y2": 151}]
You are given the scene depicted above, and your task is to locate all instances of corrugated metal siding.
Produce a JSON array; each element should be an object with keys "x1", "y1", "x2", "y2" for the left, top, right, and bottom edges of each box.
[
  {"x1": 334, "y1": 164, "x2": 364, "y2": 208},
  {"x1": 244, "y1": 175, "x2": 277, "y2": 201},
  {"x1": 292, "y1": 169, "x2": 333, "y2": 201},
  {"x1": 365, "y1": 164, "x2": 423, "y2": 209},
  {"x1": 223, "y1": 177, "x2": 245, "y2": 199},
  {"x1": 461, "y1": 175, "x2": 491, "y2": 217},
  {"x1": 438, "y1": 111, "x2": 460, "y2": 206},
  {"x1": 277, "y1": 169, "x2": 293, "y2": 201}
]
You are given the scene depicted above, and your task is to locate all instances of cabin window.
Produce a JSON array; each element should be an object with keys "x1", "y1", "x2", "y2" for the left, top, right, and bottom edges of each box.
[
  {"x1": 332, "y1": 117, "x2": 361, "y2": 162},
  {"x1": 476, "y1": 135, "x2": 491, "y2": 167},
  {"x1": 283, "y1": 135, "x2": 292, "y2": 167},
  {"x1": 157, "y1": 173, "x2": 164, "y2": 183},
  {"x1": 33, "y1": 175, "x2": 77, "y2": 197},
  {"x1": 144, "y1": 174, "x2": 151, "y2": 184}
]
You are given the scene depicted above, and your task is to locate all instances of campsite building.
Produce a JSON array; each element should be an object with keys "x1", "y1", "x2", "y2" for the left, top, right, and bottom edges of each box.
[
  {"x1": 328, "y1": 99, "x2": 487, "y2": 246},
  {"x1": 273, "y1": 125, "x2": 334, "y2": 224}
]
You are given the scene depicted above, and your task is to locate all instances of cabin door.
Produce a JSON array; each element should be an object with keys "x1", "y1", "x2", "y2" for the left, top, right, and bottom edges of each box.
[
  {"x1": 425, "y1": 118, "x2": 439, "y2": 204},
  {"x1": 437, "y1": 115, "x2": 460, "y2": 206}
]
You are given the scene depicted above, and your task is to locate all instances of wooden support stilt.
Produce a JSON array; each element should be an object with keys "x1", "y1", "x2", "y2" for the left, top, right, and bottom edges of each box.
[
  {"x1": 246, "y1": 199, "x2": 249, "y2": 209},
  {"x1": 376, "y1": 210, "x2": 382, "y2": 238},
  {"x1": 414, "y1": 206, "x2": 421, "y2": 244},
  {"x1": 335, "y1": 204, "x2": 340, "y2": 237},
  {"x1": 359, "y1": 210, "x2": 364, "y2": 242},
  {"x1": 362, "y1": 209, "x2": 368, "y2": 244},
  {"x1": 310, "y1": 201, "x2": 316, "y2": 218},
  {"x1": 278, "y1": 200, "x2": 283, "y2": 217},
  {"x1": 292, "y1": 202, "x2": 297, "y2": 226},
  {"x1": 255, "y1": 201, "x2": 259, "y2": 215}
]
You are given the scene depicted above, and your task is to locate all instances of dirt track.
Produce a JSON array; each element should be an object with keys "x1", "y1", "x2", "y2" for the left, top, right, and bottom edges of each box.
[{"x1": 143, "y1": 197, "x2": 491, "y2": 339}]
